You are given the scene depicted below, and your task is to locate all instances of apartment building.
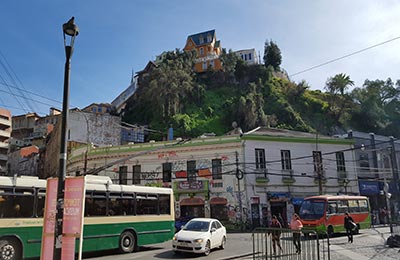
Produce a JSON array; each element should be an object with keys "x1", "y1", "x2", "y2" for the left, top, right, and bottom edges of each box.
[
  {"x1": 242, "y1": 127, "x2": 358, "y2": 228},
  {"x1": 0, "y1": 108, "x2": 11, "y2": 175}
]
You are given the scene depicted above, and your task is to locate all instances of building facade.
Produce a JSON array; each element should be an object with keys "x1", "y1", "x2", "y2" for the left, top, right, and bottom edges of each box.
[
  {"x1": 183, "y1": 30, "x2": 222, "y2": 73},
  {"x1": 0, "y1": 108, "x2": 11, "y2": 175},
  {"x1": 68, "y1": 136, "x2": 245, "y2": 226},
  {"x1": 341, "y1": 131, "x2": 400, "y2": 223},
  {"x1": 44, "y1": 110, "x2": 121, "y2": 178},
  {"x1": 235, "y1": 49, "x2": 259, "y2": 65},
  {"x1": 242, "y1": 127, "x2": 358, "y2": 228}
]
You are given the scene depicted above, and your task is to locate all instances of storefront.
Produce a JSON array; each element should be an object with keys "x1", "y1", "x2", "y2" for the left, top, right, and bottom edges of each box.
[
  {"x1": 180, "y1": 197, "x2": 205, "y2": 218},
  {"x1": 210, "y1": 197, "x2": 228, "y2": 220}
]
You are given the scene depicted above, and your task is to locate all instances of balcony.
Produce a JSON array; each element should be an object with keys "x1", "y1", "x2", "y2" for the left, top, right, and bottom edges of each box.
[
  {"x1": 0, "y1": 118, "x2": 11, "y2": 127},
  {"x1": 255, "y1": 176, "x2": 269, "y2": 185},
  {"x1": 0, "y1": 141, "x2": 8, "y2": 149},
  {"x1": 281, "y1": 169, "x2": 295, "y2": 184},
  {"x1": 0, "y1": 130, "x2": 10, "y2": 138},
  {"x1": 0, "y1": 154, "x2": 7, "y2": 161}
]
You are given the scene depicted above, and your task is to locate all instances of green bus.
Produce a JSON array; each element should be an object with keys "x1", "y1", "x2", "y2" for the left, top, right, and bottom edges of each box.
[{"x1": 0, "y1": 175, "x2": 175, "y2": 259}]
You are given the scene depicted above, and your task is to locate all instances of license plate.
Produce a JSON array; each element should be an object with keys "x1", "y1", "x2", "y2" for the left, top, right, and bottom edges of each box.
[{"x1": 178, "y1": 242, "x2": 189, "y2": 246}]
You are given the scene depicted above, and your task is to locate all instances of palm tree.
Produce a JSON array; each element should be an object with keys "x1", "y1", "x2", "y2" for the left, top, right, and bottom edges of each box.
[{"x1": 325, "y1": 73, "x2": 354, "y2": 95}]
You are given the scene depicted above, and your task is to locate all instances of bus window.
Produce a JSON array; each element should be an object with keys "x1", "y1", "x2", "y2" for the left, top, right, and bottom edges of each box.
[
  {"x1": 0, "y1": 194, "x2": 34, "y2": 218},
  {"x1": 159, "y1": 194, "x2": 171, "y2": 215},
  {"x1": 358, "y1": 199, "x2": 369, "y2": 212},
  {"x1": 36, "y1": 190, "x2": 46, "y2": 217},
  {"x1": 85, "y1": 191, "x2": 107, "y2": 216},
  {"x1": 337, "y1": 200, "x2": 348, "y2": 213},
  {"x1": 348, "y1": 200, "x2": 359, "y2": 213},
  {"x1": 136, "y1": 194, "x2": 157, "y2": 215},
  {"x1": 108, "y1": 196, "x2": 135, "y2": 216},
  {"x1": 299, "y1": 199, "x2": 326, "y2": 220},
  {"x1": 327, "y1": 201, "x2": 337, "y2": 215}
]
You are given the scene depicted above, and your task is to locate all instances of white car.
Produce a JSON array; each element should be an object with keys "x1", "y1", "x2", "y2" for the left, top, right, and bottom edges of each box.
[{"x1": 172, "y1": 218, "x2": 227, "y2": 256}]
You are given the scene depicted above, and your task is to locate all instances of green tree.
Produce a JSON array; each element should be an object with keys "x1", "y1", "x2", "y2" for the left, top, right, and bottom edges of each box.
[
  {"x1": 325, "y1": 73, "x2": 354, "y2": 95},
  {"x1": 263, "y1": 40, "x2": 282, "y2": 71},
  {"x1": 350, "y1": 78, "x2": 400, "y2": 133}
]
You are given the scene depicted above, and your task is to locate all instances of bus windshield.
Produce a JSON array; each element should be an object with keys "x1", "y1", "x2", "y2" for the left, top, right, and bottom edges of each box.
[{"x1": 299, "y1": 199, "x2": 326, "y2": 220}]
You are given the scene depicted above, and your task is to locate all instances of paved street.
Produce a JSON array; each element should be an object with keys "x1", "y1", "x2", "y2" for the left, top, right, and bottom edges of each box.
[{"x1": 83, "y1": 226, "x2": 399, "y2": 260}]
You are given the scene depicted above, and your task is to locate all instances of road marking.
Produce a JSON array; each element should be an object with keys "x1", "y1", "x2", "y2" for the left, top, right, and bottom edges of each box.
[{"x1": 330, "y1": 244, "x2": 370, "y2": 260}]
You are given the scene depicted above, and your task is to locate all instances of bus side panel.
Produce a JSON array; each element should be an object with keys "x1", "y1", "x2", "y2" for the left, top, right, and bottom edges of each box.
[
  {"x1": 136, "y1": 220, "x2": 175, "y2": 246},
  {"x1": 0, "y1": 225, "x2": 43, "y2": 259},
  {"x1": 81, "y1": 220, "x2": 175, "y2": 252}
]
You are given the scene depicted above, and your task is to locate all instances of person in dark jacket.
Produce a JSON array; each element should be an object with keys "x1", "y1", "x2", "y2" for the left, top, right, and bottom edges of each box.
[
  {"x1": 344, "y1": 212, "x2": 355, "y2": 243},
  {"x1": 269, "y1": 215, "x2": 283, "y2": 255}
]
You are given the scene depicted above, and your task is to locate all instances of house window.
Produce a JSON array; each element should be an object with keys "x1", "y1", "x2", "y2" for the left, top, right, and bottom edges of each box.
[
  {"x1": 255, "y1": 149, "x2": 266, "y2": 169},
  {"x1": 199, "y1": 37, "x2": 204, "y2": 44},
  {"x1": 207, "y1": 34, "x2": 212, "y2": 42},
  {"x1": 200, "y1": 47, "x2": 204, "y2": 56},
  {"x1": 336, "y1": 152, "x2": 346, "y2": 172},
  {"x1": 133, "y1": 165, "x2": 141, "y2": 184},
  {"x1": 202, "y1": 61, "x2": 207, "y2": 70},
  {"x1": 249, "y1": 53, "x2": 252, "y2": 60},
  {"x1": 212, "y1": 159, "x2": 222, "y2": 179},
  {"x1": 210, "y1": 60, "x2": 214, "y2": 68},
  {"x1": 92, "y1": 107, "x2": 96, "y2": 112},
  {"x1": 187, "y1": 160, "x2": 196, "y2": 182},
  {"x1": 313, "y1": 151, "x2": 323, "y2": 174},
  {"x1": 244, "y1": 54, "x2": 248, "y2": 61},
  {"x1": 119, "y1": 166, "x2": 128, "y2": 185},
  {"x1": 162, "y1": 162, "x2": 172, "y2": 182},
  {"x1": 97, "y1": 107, "x2": 102, "y2": 113},
  {"x1": 359, "y1": 153, "x2": 370, "y2": 171},
  {"x1": 281, "y1": 150, "x2": 292, "y2": 170}
]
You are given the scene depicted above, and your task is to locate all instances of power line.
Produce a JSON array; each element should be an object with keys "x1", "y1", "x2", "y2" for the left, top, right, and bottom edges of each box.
[
  {"x1": 289, "y1": 35, "x2": 400, "y2": 77},
  {"x1": 0, "y1": 82, "x2": 61, "y2": 104}
]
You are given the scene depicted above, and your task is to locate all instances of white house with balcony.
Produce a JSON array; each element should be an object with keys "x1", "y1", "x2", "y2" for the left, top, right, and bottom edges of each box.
[
  {"x1": 234, "y1": 48, "x2": 259, "y2": 65},
  {"x1": 241, "y1": 127, "x2": 358, "y2": 228}
]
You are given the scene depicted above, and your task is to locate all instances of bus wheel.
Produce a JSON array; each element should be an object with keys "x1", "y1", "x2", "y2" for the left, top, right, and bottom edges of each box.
[
  {"x1": 119, "y1": 231, "x2": 136, "y2": 253},
  {"x1": 0, "y1": 238, "x2": 22, "y2": 260},
  {"x1": 327, "y1": 226, "x2": 334, "y2": 237}
]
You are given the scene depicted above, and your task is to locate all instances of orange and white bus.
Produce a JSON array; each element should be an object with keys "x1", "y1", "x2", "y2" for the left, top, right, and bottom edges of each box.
[{"x1": 299, "y1": 195, "x2": 371, "y2": 235}]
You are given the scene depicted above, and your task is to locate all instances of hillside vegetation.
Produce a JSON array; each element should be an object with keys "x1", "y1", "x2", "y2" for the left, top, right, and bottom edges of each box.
[{"x1": 123, "y1": 43, "x2": 400, "y2": 140}]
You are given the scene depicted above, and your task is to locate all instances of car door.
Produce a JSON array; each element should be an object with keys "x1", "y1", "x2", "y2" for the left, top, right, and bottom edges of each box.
[{"x1": 210, "y1": 221, "x2": 222, "y2": 248}]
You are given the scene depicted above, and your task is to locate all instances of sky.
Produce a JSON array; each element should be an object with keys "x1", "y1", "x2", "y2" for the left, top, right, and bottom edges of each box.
[{"x1": 1, "y1": 1, "x2": 400, "y2": 117}]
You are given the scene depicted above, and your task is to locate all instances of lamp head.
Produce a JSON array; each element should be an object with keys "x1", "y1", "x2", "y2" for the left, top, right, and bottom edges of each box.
[{"x1": 63, "y1": 17, "x2": 79, "y2": 37}]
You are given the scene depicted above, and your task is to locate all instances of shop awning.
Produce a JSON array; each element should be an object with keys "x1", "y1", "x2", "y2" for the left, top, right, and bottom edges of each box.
[
  {"x1": 180, "y1": 197, "x2": 205, "y2": 206},
  {"x1": 210, "y1": 197, "x2": 227, "y2": 205}
]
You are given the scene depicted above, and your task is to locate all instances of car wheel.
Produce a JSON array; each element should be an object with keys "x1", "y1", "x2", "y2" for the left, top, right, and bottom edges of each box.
[
  {"x1": 204, "y1": 240, "x2": 211, "y2": 256},
  {"x1": 220, "y1": 236, "x2": 226, "y2": 249},
  {"x1": 119, "y1": 231, "x2": 136, "y2": 253},
  {"x1": 0, "y1": 238, "x2": 22, "y2": 260}
]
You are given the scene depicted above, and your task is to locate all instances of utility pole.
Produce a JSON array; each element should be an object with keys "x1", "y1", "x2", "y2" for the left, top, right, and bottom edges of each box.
[{"x1": 235, "y1": 151, "x2": 244, "y2": 231}]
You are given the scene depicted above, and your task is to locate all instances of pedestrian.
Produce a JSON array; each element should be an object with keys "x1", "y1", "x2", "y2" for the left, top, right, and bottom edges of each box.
[
  {"x1": 269, "y1": 215, "x2": 283, "y2": 255},
  {"x1": 290, "y1": 213, "x2": 303, "y2": 254},
  {"x1": 344, "y1": 212, "x2": 355, "y2": 243},
  {"x1": 278, "y1": 213, "x2": 285, "y2": 228}
]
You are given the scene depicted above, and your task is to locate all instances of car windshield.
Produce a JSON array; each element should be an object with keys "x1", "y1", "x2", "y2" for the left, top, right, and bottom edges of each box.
[
  {"x1": 183, "y1": 220, "x2": 210, "y2": 232},
  {"x1": 299, "y1": 199, "x2": 326, "y2": 220}
]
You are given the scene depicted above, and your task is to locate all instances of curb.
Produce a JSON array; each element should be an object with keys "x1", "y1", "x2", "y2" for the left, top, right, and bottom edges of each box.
[{"x1": 219, "y1": 252, "x2": 254, "y2": 260}]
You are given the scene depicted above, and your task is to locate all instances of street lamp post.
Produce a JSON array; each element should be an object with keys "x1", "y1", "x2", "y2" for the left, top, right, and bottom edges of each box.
[{"x1": 54, "y1": 17, "x2": 79, "y2": 260}]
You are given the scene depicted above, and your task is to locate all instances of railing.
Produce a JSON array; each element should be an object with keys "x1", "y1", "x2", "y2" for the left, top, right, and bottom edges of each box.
[{"x1": 252, "y1": 228, "x2": 330, "y2": 260}]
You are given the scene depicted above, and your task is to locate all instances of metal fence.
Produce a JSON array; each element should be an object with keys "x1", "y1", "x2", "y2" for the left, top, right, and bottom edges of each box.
[{"x1": 252, "y1": 228, "x2": 330, "y2": 260}]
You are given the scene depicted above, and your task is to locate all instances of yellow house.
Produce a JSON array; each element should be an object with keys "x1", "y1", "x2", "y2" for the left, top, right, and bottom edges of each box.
[{"x1": 183, "y1": 29, "x2": 222, "y2": 73}]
